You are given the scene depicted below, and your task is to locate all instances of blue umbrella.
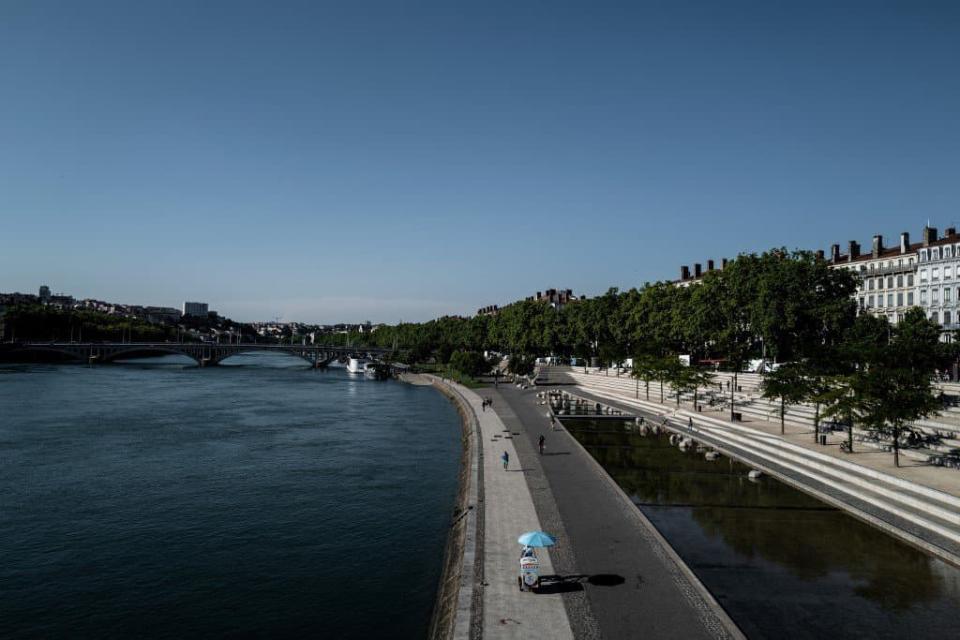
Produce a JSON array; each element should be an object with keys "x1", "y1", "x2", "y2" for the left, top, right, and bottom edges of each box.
[{"x1": 518, "y1": 531, "x2": 556, "y2": 547}]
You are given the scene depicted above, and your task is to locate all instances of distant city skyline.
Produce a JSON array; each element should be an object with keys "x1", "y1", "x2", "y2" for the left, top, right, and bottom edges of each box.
[{"x1": 2, "y1": 1, "x2": 958, "y2": 323}]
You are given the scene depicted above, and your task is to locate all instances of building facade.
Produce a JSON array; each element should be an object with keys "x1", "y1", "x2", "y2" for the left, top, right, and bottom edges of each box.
[
  {"x1": 827, "y1": 231, "x2": 918, "y2": 325},
  {"x1": 182, "y1": 301, "x2": 209, "y2": 317},
  {"x1": 525, "y1": 288, "x2": 582, "y2": 309},
  {"x1": 916, "y1": 227, "x2": 960, "y2": 330}
]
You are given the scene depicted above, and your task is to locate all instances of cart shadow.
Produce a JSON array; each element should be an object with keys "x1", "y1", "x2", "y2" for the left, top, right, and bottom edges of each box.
[{"x1": 534, "y1": 573, "x2": 626, "y2": 594}]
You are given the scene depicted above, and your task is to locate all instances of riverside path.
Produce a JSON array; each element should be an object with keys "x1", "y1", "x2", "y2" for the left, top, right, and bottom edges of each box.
[
  {"x1": 434, "y1": 378, "x2": 574, "y2": 640},
  {"x1": 486, "y1": 382, "x2": 743, "y2": 640}
]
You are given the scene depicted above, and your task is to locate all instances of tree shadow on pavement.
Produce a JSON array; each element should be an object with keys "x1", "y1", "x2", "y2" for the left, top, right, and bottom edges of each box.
[{"x1": 534, "y1": 574, "x2": 626, "y2": 593}]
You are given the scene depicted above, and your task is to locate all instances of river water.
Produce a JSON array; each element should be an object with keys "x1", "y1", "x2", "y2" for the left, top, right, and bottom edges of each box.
[
  {"x1": 0, "y1": 353, "x2": 462, "y2": 639},
  {"x1": 566, "y1": 419, "x2": 960, "y2": 639}
]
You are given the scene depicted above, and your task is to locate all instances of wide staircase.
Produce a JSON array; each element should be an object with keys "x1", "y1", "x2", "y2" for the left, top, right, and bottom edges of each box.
[
  {"x1": 547, "y1": 365, "x2": 960, "y2": 566},
  {"x1": 560, "y1": 367, "x2": 960, "y2": 465}
]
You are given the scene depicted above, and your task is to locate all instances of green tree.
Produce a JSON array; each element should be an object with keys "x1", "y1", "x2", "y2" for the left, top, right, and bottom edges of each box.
[
  {"x1": 859, "y1": 309, "x2": 942, "y2": 467},
  {"x1": 760, "y1": 363, "x2": 808, "y2": 434},
  {"x1": 631, "y1": 354, "x2": 660, "y2": 400}
]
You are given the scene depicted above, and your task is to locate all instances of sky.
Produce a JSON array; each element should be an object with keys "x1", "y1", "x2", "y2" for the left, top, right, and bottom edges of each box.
[{"x1": 1, "y1": 1, "x2": 959, "y2": 323}]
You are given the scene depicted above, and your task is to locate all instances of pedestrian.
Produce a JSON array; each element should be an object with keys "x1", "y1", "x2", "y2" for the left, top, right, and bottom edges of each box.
[
  {"x1": 482, "y1": 399, "x2": 486, "y2": 412},
  {"x1": 688, "y1": 416, "x2": 693, "y2": 429},
  {"x1": 502, "y1": 450, "x2": 509, "y2": 470},
  {"x1": 538, "y1": 434, "x2": 545, "y2": 455},
  {"x1": 639, "y1": 416, "x2": 645, "y2": 426}
]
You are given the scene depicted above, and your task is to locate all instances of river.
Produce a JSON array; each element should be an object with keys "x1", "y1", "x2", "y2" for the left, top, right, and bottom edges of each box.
[
  {"x1": 566, "y1": 418, "x2": 960, "y2": 639},
  {"x1": 0, "y1": 353, "x2": 462, "y2": 639}
]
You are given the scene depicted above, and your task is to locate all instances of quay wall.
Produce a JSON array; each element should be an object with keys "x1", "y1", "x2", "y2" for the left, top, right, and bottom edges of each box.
[{"x1": 421, "y1": 377, "x2": 483, "y2": 640}]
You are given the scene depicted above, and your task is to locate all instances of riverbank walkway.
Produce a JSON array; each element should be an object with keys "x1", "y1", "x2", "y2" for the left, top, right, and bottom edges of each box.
[
  {"x1": 483, "y1": 382, "x2": 743, "y2": 640},
  {"x1": 434, "y1": 378, "x2": 574, "y2": 640},
  {"x1": 555, "y1": 367, "x2": 960, "y2": 567}
]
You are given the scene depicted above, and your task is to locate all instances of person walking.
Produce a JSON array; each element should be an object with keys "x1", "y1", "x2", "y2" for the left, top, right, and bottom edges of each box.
[
  {"x1": 502, "y1": 450, "x2": 509, "y2": 470},
  {"x1": 482, "y1": 399, "x2": 486, "y2": 412},
  {"x1": 538, "y1": 434, "x2": 545, "y2": 455}
]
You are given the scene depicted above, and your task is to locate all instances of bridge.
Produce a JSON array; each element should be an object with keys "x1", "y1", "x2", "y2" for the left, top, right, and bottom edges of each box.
[{"x1": 1, "y1": 342, "x2": 394, "y2": 367}]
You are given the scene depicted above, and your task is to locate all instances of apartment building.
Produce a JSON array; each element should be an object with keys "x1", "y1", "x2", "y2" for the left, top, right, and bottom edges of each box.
[
  {"x1": 916, "y1": 227, "x2": 960, "y2": 329},
  {"x1": 828, "y1": 231, "x2": 918, "y2": 325}
]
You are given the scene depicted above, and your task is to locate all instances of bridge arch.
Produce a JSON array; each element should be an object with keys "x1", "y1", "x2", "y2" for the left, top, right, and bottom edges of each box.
[
  {"x1": 214, "y1": 348, "x2": 319, "y2": 367},
  {"x1": 6, "y1": 345, "x2": 84, "y2": 363},
  {"x1": 102, "y1": 347, "x2": 201, "y2": 365}
]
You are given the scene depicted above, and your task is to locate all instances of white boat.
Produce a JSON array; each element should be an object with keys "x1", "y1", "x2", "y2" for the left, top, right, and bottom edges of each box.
[{"x1": 346, "y1": 357, "x2": 371, "y2": 374}]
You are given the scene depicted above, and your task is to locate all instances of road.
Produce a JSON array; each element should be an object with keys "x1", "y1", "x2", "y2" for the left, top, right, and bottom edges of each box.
[{"x1": 486, "y1": 381, "x2": 742, "y2": 640}]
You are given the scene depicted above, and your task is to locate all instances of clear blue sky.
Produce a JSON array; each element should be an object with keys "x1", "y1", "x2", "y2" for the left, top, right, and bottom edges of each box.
[{"x1": 2, "y1": 1, "x2": 958, "y2": 323}]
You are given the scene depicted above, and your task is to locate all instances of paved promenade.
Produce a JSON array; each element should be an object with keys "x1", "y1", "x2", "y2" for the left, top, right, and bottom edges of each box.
[
  {"x1": 437, "y1": 379, "x2": 574, "y2": 640},
  {"x1": 557, "y1": 369, "x2": 960, "y2": 566},
  {"x1": 488, "y1": 383, "x2": 743, "y2": 640}
]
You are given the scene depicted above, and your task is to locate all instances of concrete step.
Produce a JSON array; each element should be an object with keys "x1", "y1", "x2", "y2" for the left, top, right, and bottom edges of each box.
[{"x1": 567, "y1": 384, "x2": 960, "y2": 562}]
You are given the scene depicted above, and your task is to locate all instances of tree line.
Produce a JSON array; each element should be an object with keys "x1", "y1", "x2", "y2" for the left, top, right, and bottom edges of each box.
[{"x1": 350, "y1": 248, "x2": 951, "y2": 466}]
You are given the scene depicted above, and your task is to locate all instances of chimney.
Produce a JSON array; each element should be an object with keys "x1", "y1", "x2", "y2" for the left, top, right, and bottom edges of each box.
[
  {"x1": 900, "y1": 232, "x2": 910, "y2": 254},
  {"x1": 923, "y1": 226, "x2": 938, "y2": 246},
  {"x1": 831, "y1": 244, "x2": 841, "y2": 263},
  {"x1": 694, "y1": 263, "x2": 702, "y2": 278},
  {"x1": 707, "y1": 259, "x2": 715, "y2": 271},
  {"x1": 872, "y1": 235, "x2": 883, "y2": 258},
  {"x1": 721, "y1": 258, "x2": 729, "y2": 269},
  {"x1": 816, "y1": 249, "x2": 825, "y2": 260},
  {"x1": 847, "y1": 241, "x2": 860, "y2": 261},
  {"x1": 948, "y1": 227, "x2": 957, "y2": 237},
  {"x1": 536, "y1": 291, "x2": 542, "y2": 300},
  {"x1": 680, "y1": 265, "x2": 690, "y2": 280}
]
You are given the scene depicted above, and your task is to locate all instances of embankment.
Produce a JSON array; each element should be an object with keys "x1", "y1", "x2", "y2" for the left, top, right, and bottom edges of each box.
[{"x1": 423, "y1": 378, "x2": 483, "y2": 640}]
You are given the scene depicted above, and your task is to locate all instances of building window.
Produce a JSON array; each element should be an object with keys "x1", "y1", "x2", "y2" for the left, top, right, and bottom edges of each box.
[
  {"x1": 908, "y1": 292, "x2": 914, "y2": 305},
  {"x1": 947, "y1": 266, "x2": 953, "y2": 280},
  {"x1": 859, "y1": 297, "x2": 865, "y2": 308},
  {"x1": 932, "y1": 311, "x2": 940, "y2": 324},
  {"x1": 921, "y1": 269, "x2": 928, "y2": 283},
  {"x1": 888, "y1": 293, "x2": 894, "y2": 307},
  {"x1": 946, "y1": 288, "x2": 952, "y2": 303},
  {"x1": 946, "y1": 310, "x2": 953, "y2": 325},
  {"x1": 933, "y1": 267, "x2": 940, "y2": 281},
  {"x1": 933, "y1": 289, "x2": 940, "y2": 303},
  {"x1": 934, "y1": 248, "x2": 941, "y2": 260},
  {"x1": 878, "y1": 277, "x2": 884, "y2": 290},
  {"x1": 897, "y1": 275, "x2": 904, "y2": 287},
  {"x1": 921, "y1": 290, "x2": 927, "y2": 304},
  {"x1": 887, "y1": 276, "x2": 894, "y2": 288},
  {"x1": 908, "y1": 274, "x2": 914, "y2": 286},
  {"x1": 868, "y1": 295, "x2": 875, "y2": 307},
  {"x1": 921, "y1": 250, "x2": 928, "y2": 261},
  {"x1": 947, "y1": 247, "x2": 954, "y2": 259},
  {"x1": 868, "y1": 279, "x2": 874, "y2": 290},
  {"x1": 897, "y1": 292, "x2": 904, "y2": 306}
]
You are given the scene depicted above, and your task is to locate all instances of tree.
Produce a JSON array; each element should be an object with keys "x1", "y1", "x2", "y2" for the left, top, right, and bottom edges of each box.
[
  {"x1": 859, "y1": 309, "x2": 942, "y2": 467},
  {"x1": 760, "y1": 363, "x2": 808, "y2": 434},
  {"x1": 653, "y1": 356, "x2": 678, "y2": 404},
  {"x1": 820, "y1": 374, "x2": 868, "y2": 453},
  {"x1": 631, "y1": 354, "x2": 659, "y2": 401},
  {"x1": 664, "y1": 359, "x2": 697, "y2": 407},
  {"x1": 448, "y1": 351, "x2": 489, "y2": 377},
  {"x1": 507, "y1": 354, "x2": 535, "y2": 377},
  {"x1": 688, "y1": 367, "x2": 717, "y2": 412}
]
